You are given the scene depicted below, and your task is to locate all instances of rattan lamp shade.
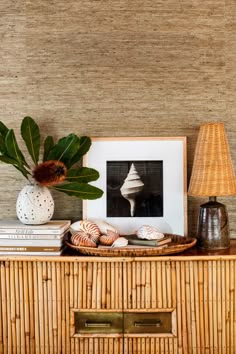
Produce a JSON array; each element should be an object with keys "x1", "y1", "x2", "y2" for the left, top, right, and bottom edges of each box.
[{"x1": 188, "y1": 122, "x2": 236, "y2": 197}]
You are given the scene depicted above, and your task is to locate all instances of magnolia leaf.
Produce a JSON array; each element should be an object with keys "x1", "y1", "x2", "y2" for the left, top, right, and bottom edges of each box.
[
  {"x1": 52, "y1": 182, "x2": 103, "y2": 200},
  {"x1": 43, "y1": 135, "x2": 54, "y2": 162},
  {"x1": 69, "y1": 136, "x2": 91, "y2": 167},
  {"x1": 0, "y1": 136, "x2": 8, "y2": 154},
  {"x1": 47, "y1": 134, "x2": 81, "y2": 168},
  {"x1": 0, "y1": 156, "x2": 30, "y2": 179},
  {"x1": 0, "y1": 121, "x2": 9, "y2": 137},
  {"x1": 13, "y1": 165, "x2": 31, "y2": 179},
  {"x1": 21, "y1": 116, "x2": 40, "y2": 165},
  {"x1": 5, "y1": 129, "x2": 29, "y2": 168},
  {"x1": 0, "y1": 155, "x2": 19, "y2": 165},
  {"x1": 66, "y1": 167, "x2": 99, "y2": 183}
]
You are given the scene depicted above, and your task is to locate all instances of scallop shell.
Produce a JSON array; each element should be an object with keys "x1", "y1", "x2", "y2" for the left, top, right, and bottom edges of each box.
[
  {"x1": 99, "y1": 230, "x2": 119, "y2": 246},
  {"x1": 91, "y1": 219, "x2": 119, "y2": 235},
  {"x1": 111, "y1": 237, "x2": 129, "y2": 248},
  {"x1": 71, "y1": 230, "x2": 97, "y2": 248},
  {"x1": 70, "y1": 220, "x2": 101, "y2": 243},
  {"x1": 136, "y1": 225, "x2": 164, "y2": 240},
  {"x1": 120, "y1": 163, "x2": 144, "y2": 217}
]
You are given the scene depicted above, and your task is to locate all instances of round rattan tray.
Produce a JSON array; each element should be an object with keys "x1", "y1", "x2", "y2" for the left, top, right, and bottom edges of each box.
[{"x1": 64, "y1": 234, "x2": 197, "y2": 257}]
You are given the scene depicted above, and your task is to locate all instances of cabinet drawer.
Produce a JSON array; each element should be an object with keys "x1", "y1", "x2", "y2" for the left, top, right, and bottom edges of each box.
[
  {"x1": 124, "y1": 312, "x2": 172, "y2": 334},
  {"x1": 74, "y1": 311, "x2": 123, "y2": 334}
]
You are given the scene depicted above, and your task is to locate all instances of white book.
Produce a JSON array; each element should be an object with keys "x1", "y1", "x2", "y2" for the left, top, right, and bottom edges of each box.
[
  {"x1": 0, "y1": 231, "x2": 68, "y2": 240},
  {"x1": 0, "y1": 251, "x2": 62, "y2": 256},
  {"x1": 0, "y1": 238, "x2": 64, "y2": 247},
  {"x1": 0, "y1": 219, "x2": 71, "y2": 235},
  {"x1": 0, "y1": 246, "x2": 62, "y2": 252}
]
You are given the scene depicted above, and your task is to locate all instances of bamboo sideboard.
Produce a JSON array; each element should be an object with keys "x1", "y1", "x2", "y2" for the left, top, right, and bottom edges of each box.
[{"x1": 0, "y1": 242, "x2": 236, "y2": 354}]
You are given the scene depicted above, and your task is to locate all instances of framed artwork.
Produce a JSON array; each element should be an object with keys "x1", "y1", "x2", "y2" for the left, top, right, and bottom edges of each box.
[{"x1": 83, "y1": 137, "x2": 187, "y2": 236}]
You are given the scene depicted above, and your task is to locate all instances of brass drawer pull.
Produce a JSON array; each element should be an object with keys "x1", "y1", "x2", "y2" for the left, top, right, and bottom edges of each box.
[
  {"x1": 85, "y1": 322, "x2": 111, "y2": 328},
  {"x1": 134, "y1": 321, "x2": 161, "y2": 327}
]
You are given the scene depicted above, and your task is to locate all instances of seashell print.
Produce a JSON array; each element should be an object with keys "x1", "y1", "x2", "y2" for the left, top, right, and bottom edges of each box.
[
  {"x1": 70, "y1": 220, "x2": 101, "y2": 243},
  {"x1": 120, "y1": 163, "x2": 144, "y2": 217},
  {"x1": 71, "y1": 230, "x2": 97, "y2": 248},
  {"x1": 92, "y1": 219, "x2": 119, "y2": 235},
  {"x1": 111, "y1": 237, "x2": 129, "y2": 248},
  {"x1": 136, "y1": 225, "x2": 164, "y2": 240},
  {"x1": 99, "y1": 230, "x2": 119, "y2": 246}
]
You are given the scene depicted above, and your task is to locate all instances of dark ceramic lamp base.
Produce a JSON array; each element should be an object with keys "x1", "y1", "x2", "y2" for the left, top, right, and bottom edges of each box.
[{"x1": 197, "y1": 197, "x2": 230, "y2": 250}]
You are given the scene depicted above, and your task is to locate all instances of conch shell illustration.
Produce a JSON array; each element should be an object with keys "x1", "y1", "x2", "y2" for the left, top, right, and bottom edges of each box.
[{"x1": 120, "y1": 163, "x2": 144, "y2": 217}]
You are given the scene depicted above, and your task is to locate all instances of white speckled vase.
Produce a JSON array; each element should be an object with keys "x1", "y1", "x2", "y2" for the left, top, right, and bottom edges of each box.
[{"x1": 16, "y1": 184, "x2": 55, "y2": 225}]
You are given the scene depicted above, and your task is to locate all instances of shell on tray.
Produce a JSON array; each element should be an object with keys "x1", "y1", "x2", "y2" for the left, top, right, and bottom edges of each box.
[
  {"x1": 99, "y1": 230, "x2": 119, "y2": 246},
  {"x1": 91, "y1": 219, "x2": 119, "y2": 235},
  {"x1": 111, "y1": 237, "x2": 129, "y2": 248},
  {"x1": 70, "y1": 219, "x2": 101, "y2": 243},
  {"x1": 71, "y1": 230, "x2": 97, "y2": 248},
  {"x1": 136, "y1": 225, "x2": 164, "y2": 240}
]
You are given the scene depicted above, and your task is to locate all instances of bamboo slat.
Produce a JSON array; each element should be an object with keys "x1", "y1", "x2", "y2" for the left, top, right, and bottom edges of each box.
[
  {"x1": 10, "y1": 262, "x2": 16, "y2": 354},
  {"x1": 18, "y1": 262, "x2": 25, "y2": 354},
  {"x1": 13, "y1": 262, "x2": 19, "y2": 354}
]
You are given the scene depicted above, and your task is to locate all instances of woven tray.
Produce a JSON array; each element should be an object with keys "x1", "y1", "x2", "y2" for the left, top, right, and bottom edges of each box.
[{"x1": 64, "y1": 234, "x2": 197, "y2": 257}]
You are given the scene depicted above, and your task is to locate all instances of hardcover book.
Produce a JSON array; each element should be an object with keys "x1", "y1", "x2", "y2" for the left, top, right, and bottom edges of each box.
[
  {"x1": 124, "y1": 234, "x2": 172, "y2": 247},
  {"x1": 0, "y1": 219, "x2": 71, "y2": 235}
]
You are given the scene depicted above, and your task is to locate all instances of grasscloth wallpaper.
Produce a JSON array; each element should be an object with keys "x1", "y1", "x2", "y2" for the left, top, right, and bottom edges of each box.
[{"x1": 1, "y1": 0, "x2": 236, "y2": 237}]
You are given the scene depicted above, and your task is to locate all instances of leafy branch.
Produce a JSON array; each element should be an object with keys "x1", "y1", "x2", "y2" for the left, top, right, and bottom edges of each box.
[{"x1": 0, "y1": 117, "x2": 103, "y2": 200}]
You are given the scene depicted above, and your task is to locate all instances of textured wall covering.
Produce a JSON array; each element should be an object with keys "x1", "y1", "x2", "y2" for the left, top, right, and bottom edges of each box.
[{"x1": 0, "y1": 0, "x2": 236, "y2": 237}]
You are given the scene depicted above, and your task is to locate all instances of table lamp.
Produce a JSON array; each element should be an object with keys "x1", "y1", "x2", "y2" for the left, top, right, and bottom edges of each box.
[{"x1": 188, "y1": 122, "x2": 236, "y2": 250}]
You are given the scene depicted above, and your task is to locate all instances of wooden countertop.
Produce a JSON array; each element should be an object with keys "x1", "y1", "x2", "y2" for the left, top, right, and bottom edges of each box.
[{"x1": 0, "y1": 240, "x2": 236, "y2": 262}]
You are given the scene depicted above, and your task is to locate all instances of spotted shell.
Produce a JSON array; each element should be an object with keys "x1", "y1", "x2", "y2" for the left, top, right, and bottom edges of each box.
[
  {"x1": 71, "y1": 230, "x2": 97, "y2": 248},
  {"x1": 136, "y1": 225, "x2": 164, "y2": 240},
  {"x1": 99, "y1": 230, "x2": 119, "y2": 246},
  {"x1": 70, "y1": 220, "x2": 101, "y2": 243},
  {"x1": 111, "y1": 237, "x2": 128, "y2": 248}
]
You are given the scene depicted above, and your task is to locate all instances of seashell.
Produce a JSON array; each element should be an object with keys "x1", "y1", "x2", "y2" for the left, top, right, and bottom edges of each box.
[
  {"x1": 120, "y1": 163, "x2": 144, "y2": 217},
  {"x1": 70, "y1": 220, "x2": 101, "y2": 243},
  {"x1": 136, "y1": 225, "x2": 164, "y2": 240},
  {"x1": 91, "y1": 219, "x2": 119, "y2": 235},
  {"x1": 71, "y1": 230, "x2": 97, "y2": 248},
  {"x1": 111, "y1": 237, "x2": 129, "y2": 248},
  {"x1": 99, "y1": 230, "x2": 119, "y2": 246}
]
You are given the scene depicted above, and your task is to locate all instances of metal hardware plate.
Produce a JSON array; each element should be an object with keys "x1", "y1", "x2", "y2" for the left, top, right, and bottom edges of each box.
[
  {"x1": 74, "y1": 312, "x2": 123, "y2": 334},
  {"x1": 124, "y1": 312, "x2": 172, "y2": 334}
]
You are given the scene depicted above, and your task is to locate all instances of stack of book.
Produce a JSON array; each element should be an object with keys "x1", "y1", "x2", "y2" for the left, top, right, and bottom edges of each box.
[{"x1": 0, "y1": 219, "x2": 71, "y2": 255}]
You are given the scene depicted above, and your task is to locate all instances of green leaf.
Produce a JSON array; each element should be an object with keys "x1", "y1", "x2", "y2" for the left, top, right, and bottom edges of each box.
[
  {"x1": 66, "y1": 167, "x2": 99, "y2": 183},
  {"x1": 47, "y1": 134, "x2": 81, "y2": 168},
  {"x1": 0, "y1": 136, "x2": 8, "y2": 154},
  {"x1": 0, "y1": 121, "x2": 9, "y2": 137},
  {"x1": 21, "y1": 116, "x2": 40, "y2": 165},
  {"x1": 5, "y1": 129, "x2": 29, "y2": 168},
  {"x1": 13, "y1": 165, "x2": 31, "y2": 179},
  {"x1": 0, "y1": 155, "x2": 19, "y2": 165},
  {"x1": 68, "y1": 136, "x2": 91, "y2": 167},
  {"x1": 52, "y1": 182, "x2": 103, "y2": 200},
  {"x1": 43, "y1": 136, "x2": 54, "y2": 162},
  {"x1": 0, "y1": 156, "x2": 30, "y2": 179}
]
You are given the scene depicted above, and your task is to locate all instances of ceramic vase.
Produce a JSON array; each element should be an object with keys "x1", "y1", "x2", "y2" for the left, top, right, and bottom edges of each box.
[{"x1": 16, "y1": 184, "x2": 54, "y2": 225}]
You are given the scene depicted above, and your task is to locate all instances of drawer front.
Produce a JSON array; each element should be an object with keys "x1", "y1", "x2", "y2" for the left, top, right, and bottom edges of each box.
[
  {"x1": 124, "y1": 312, "x2": 172, "y2": 334},
  {"x1": 74, "y1": 311, "x2": 123, "y2": 334}
]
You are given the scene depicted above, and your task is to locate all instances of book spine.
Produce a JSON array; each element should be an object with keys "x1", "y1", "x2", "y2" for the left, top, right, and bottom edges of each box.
[
  {"x1": 0, "y1": 228, "x2": 69, "y2": 235},
  {"x1": 0, "y1": 239, "x2": 63, "y2": 247},
  {"x1": 127, "y1": 239, "x2": 160, "y2": 247},
  {"x1": 0, "y1": 233, "x2": 66, "y2": 240},
  {"x1": 0, "y1": 251, "x2": 62, "y2": 256},
  {"x1": 0, "y1": 246, "x2": 61, "y2": 252}
]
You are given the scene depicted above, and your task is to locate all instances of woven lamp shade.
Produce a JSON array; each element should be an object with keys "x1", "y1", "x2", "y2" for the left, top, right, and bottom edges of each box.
[{"x1": 188, "y1": 122, "x2": 236, "y2": 197}]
